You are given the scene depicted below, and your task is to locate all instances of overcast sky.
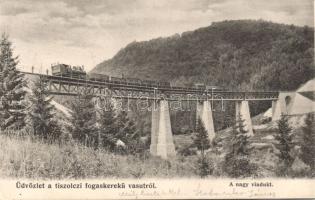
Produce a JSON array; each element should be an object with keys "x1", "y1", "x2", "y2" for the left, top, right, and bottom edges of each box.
[{"x1": 0, "y1": 0, "x2": 313, "y2": 72}]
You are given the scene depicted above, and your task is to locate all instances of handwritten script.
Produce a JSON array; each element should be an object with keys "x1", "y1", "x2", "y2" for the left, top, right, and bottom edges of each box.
[{"x1": 119, "y1": 183, "x2": 276, "y2": 198}]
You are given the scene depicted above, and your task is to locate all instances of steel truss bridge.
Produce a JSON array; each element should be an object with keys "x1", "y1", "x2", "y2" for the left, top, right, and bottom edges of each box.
[{"x1": 22, "y1": 72, "x2": 279, "y2": 101}]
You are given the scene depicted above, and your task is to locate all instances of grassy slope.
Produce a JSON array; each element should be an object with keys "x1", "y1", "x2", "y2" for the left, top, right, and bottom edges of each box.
[{"x1": 0, "y1": 134, "x2": 199, "y2": 179}]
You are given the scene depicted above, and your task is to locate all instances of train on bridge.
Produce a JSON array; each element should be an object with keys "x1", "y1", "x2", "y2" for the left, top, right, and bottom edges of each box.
[
  {"x1": 51, "y1": 63, "x2": 221, "y2": 90},
  {"x1": 51, "y1": 63, "x2": 171, "y2": 87}
]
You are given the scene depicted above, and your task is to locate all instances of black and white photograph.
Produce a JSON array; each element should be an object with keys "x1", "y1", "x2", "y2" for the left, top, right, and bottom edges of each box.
[{"x1": 0, "y1": 0, "x2": 314, "y2": 199}]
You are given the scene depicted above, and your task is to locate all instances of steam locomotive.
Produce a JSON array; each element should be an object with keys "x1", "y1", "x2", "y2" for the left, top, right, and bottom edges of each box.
[
  {"x1": 51, "y1": 63, "x2": 86, "y2": 79},
  {"x1": 51, "y1": 63, "x2": 171, "y2": 87}
]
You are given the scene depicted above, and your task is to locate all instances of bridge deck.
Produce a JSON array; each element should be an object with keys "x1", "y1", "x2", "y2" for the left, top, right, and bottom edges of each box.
[{"x1": 22, "y1": 71, "x2": 279, "y2": 101}]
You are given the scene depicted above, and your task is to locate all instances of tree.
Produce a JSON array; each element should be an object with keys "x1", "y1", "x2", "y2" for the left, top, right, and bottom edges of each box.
[
  {"x1": 97, "y1": 100, "x2": 117, "y2": 151},
  {"x1": 274, "y1": 114, "x2": 294, "y2": 176},
  {"x1": 29, "y1": 76, "x2": 61, "y2": 142},
  {"x1": 300, "y1": 113, "x2": 315, "y2": 172},
  {"x1": 0, "y1": 33, "x2": 27, "y2": 130},
  {"x1": 223, "y1": 115, "x2": 256, "y2": 178},
  {"x1": 68, "y1": 88, "x2": 97, "y2": 146},
  {"x1": 193, "y1": 118, "x2": 210, "y2": 155},
  {"x1": 193, "y1": 118, "x2": 212, "y2": 178},
  {"x1": 116, "y1": 110, "x2": 142, "y2": 154},
  {"x1": 115, "y1": 110, "x2": 129, "y2": 140}
]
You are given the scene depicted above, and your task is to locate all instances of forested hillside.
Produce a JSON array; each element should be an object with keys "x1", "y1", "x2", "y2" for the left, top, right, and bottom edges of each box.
[{"x1": 92, "y1": 20, "x2": 314, "y2": 91}]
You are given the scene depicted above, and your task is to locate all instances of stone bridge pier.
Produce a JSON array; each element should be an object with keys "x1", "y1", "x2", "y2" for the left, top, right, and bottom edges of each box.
[
  {"x1": 150, "y1": 99, "x2": 217, "y2": 159},
  {"x1": 196, "y1": 101, "x2": 215, "y2": 141},
  {"x1": 149, "y1": 98, "x2": 280, "y2": 158},
  {"x1": 150, "y1": 100, "x2": 176, "y2": 159},
  {"x1": 235, "y1": 101, "x2": 254, "y2": 136},
  {"x1": 271, "y1": 92, "x2": 296, "y2": 121}
]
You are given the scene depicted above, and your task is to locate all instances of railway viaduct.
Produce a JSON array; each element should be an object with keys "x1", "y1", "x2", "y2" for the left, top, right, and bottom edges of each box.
[{"x1": 23, "y1": 72, "x2": 287, "y2": 159}]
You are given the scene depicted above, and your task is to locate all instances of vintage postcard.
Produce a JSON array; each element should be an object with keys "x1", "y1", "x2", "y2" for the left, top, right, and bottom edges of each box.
[{"x1": 0, "y1": 0, "x2": 314, "y2": 199}]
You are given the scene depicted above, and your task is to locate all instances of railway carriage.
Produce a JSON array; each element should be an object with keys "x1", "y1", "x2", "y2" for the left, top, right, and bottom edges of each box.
[
  {"x1": 194, "y1": 83, "x2": 225, "y2": 91},
  {"x1": 89, "y1": 73, "x2": 109, "y2": 82},
  {"x1": 159, "y1": 81, "x2": 171, "y2": 87},
  {"x1": 109, "y1": 76, "x2": 126, "y2": 84},
  {"x1": 125, "y1": 77, "x2": 142, "y2": 85},
  {"x1": 142, "y1": 80, "x2": 158, "y2": 87}
]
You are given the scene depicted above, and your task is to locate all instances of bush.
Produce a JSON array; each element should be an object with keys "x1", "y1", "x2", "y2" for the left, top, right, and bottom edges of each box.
[
  {"x1": 196, "y1": 155, "x2": 213, "y2": 178},
  {"x1": 223, "y1": 155, "x2": 258, "y2": 178},
  {"x1": 177, "y1": 146, "x2": 197, "y2": 156},
  {"x1": 261, "y1": 117, "x2": 272, "y2": 124}
]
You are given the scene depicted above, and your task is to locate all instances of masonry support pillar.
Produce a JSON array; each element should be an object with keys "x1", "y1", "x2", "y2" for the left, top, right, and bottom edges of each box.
[
  {"x1": 196, "y1": 101, "x2": 215, "y2": 141},
  {"x1": 150, "y1": 100, "x2": 176, "y2": 159},
  {"x1": 150, "y1": 100, "x2": 160, "y2": 156},
  {"x1": 272, "y1": 100, "x2": 281, "y2": 121},
  {"x1": 235, "y1": 101, "x2": 253, "y2": 136}
]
